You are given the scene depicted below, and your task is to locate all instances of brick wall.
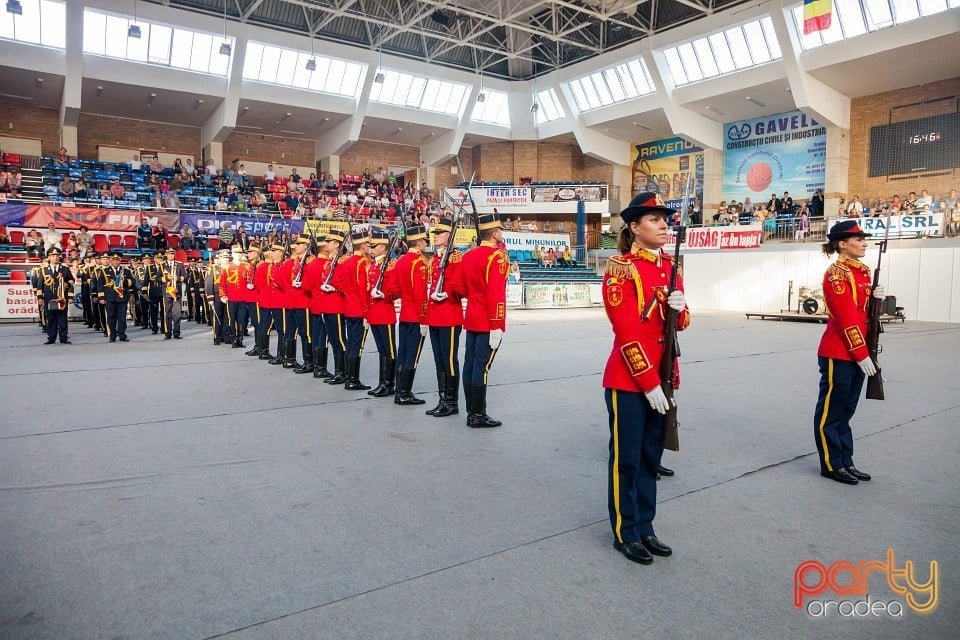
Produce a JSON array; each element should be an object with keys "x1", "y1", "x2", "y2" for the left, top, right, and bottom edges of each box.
[
  {"x1": 848, "y1": 77, "x2": 960, "y2": 204},
  {"x1": 340, "y1": 139, "x2": 421, "y2": 177},
  {"x1": 469, "y1": 141, "x2": 612, "y2": 184},
  {"x1": 77, "y1": 114, "x2": 200, "y2": 162},
  {"x1": 0, "y1": 98, "x2": 61, "y2": 156},
  {"x1": 434, "y1": 147, "x2": 473, "y2": 192},
  {"x1": 222, "y1": 131, "x2": 315, "y2": 168}
]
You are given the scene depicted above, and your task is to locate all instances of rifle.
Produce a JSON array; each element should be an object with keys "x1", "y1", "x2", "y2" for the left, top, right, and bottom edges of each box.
[
  {"x1": 454, "y1": 157, "x2": 481, "y2": 234},
  {"x1": 322, "y1": 222, "x2": 352, "y2": 289},
  {"x1": 292, "y1": 225, "x2": 315, "y2": 288},
  {"x1": 433, "y1": 210, "x2": 462, "y2": 298},
  {"x1": 865, "y1": 211, "x2": 892, "y2": 401},
  {"x1": 373, "y1": 231, "x2": 399, "y2": 293}
]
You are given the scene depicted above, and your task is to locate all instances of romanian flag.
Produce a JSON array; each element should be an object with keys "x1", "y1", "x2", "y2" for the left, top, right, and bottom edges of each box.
[{"x1": 803, "y1": 0, "x2": 832, "y2": 35}]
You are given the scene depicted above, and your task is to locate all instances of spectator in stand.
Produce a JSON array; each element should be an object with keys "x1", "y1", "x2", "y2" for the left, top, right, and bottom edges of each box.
[
  {"x1": 215, "y1": 195, "x2": 228, "y2": 211},
  {"x1": 65, "y1": 232, "x2": 79, "y2": 255},
  {"x1": 795, "y1": 212, "x2": 810, "y2": 242},
  {"x1": 767, "y1": 193, "x2": 781, "y2": 215},
  {"x1": 179, "y1": 224, "x2": 195, "y2": 250},
  {"x1": 889, "y1": 195, "x2": 902, "y2": 213},
  {"x1": 42, "y1": 222, "x2": 62, "y2": 253},
  {"x1": 217, "y1": 222, "x2": 234, "y2": 249},
  {"x1": 73, "y1": 178, "x2": 88, "y2": 199},
  {"x1": 558, "y1": 220, "x2": 566, "y2": 233},
  {"x1": 137, "y1": 219, "x2": 153, "y2": 253},
  {"x1": 173, "y1": 157, "x2": 185, "y2": 177},
  {"x1": 237, "y1": 164, "x2": 248, "y2": 179},
  {"x1": 846, "y1": 195, "x2": 864, "y2": 217},
  {"x1": 196, "y1": 227, "x2": 208, "y2": 250},
  {"x1": 263, "y1": 164, "x2": 276, "y2": 185},
  {"x1": 945, "y1": 189, "x2": 958, "y2": 212},
  {"x1": 149, "y1": 156, "x2": 163, "y2": 174},
  {"x1": 110, "y1": 179, "x2": 125, "y2": 199},
  {"x1": 164, "y1": 191, "x2": 180, "y2": 210},
  {"x1": 810, "y1": 189, "x2": 824, "y2": 218},
  {"x1": 373, "y1": 166, "x2": 386, "y2": 183},
  {"x1": 903, "y1": 191, "x2": 918, "y2": 212},
  {"x1": 556, "y1": 245, "x2": 568, "y2": 267},
  {"x1": 782, "y1": 191, "x2": 793, "y2": 212},
  {"x1": 25, "y1": 229, "x2": 43, "y2": 257},
  {"x1": 151, "y1": 222, "x2": 169, "y2": 251},
  {"x1": 252, "y1": 189, "x2": 267, "y2": 208},
  {"x1": 77, "y1": 226, "x2": 92, "y2": 257},
  {"x1": 362, "y1": 167, "x2": 372, "y2": 183},
  {"x1": 282, "y1": 192, "x2": 300, "y2": 214},
  {"x1": 543, "y1": 220, "x2": 552, "y2": 233},
  {"x1": 58, "y1": 175, "x2": 74, "y2": 199},
  {"x1": 205, "y1": 159, "x2": 217, "y2": 177},
  {"x1": 130, "y1": 154, "x2": 142, "y2": 171},
  {"x1": 290, "y1": 168, "x2": 301, "y2": 185},
  {"x1": 182, "y1": 158, "x2": 195, "y2": 183},
  {"x1": 55, "y1": 147, "x2": 69, "y2": 167},
  {"x1": 916, "y1": 189, "x2": 933, "y2": 208},
  {"x1": 947, "y1": 203, "x2": 960, "y2": 238},
  {"x1": 160, "y1": 179, "x2": 171, "y2": 197}
]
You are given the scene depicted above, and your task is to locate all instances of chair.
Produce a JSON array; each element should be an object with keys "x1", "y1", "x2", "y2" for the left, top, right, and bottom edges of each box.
[
  {"x1": 9, "y1": 230, "x2": 25, "y2": 245},
  {"x1": 207, "y1": 238, "x2": 220, "y2": 251},
  {"x1": 175, "y1": 249, "x2": 187, "y2": 263},
  {"x1": 123, "y1": 235, "x2": 138, "y2": 250},
  {"x1": 9, "y1": 270, "x2": 28, "y2": 283},
  {"x1": 93, "y1": 234, "x2": 109, "y2": 253},
  {"x1": 107, "y1": 234, "x2": 123, "y2": 249},
  {"x1": 168, "y1": 235, "x2": 180, "y2": 249}
]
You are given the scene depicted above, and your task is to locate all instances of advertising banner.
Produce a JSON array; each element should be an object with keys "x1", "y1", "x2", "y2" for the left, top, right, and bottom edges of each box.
[
  {"x1": 723, "y1": 110, "x2": 827, "y2": 203},
  {"x1": 523, "y1": 282, "x2": 593, "y2": 309},
  {"x1": 631, "y1": 136, "x2": 704, "y2": 209},
  {"x1": 666, "y1": 224, "x2": 763, "y2": 250},
  {"x1": 506, "y1": 284, "x2": 523, "y2": 308},
  {"x1": 180, "y1": 212, "x2": 302, "y2": 235},
  {"x1": 532, "y1": 185, "x2": 604, "y2": 202},
  {"x1": 827, "y1": 213, "x2": 944, "y2": 239},
  {"x1": 23, "y1": 205, "x2": 180, "y2": 232},
  {"x1": 1, "y1": 284, "x2": 39, "y2": 319},
  {"x1": 481, "y1": 187, "x2": 530, "y2": 207},
  {"x1": 0, "y1": 202, "x2": 27, "y2": 226},
  {"x1": 502, "y1": 231, "x2": 570, "y2": 251},
  {"x1": 303, "y1": 220, "x2": 350, "y2": 236}
]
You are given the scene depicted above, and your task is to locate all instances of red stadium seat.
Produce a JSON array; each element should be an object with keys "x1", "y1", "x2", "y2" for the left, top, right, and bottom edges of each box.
[
  {"x1": 10, "y1": 270, "x2": 28, "y2": 283},
  {"x1": 107, "y1": 234, "x2": 123, "y2": 248},
  {"x1": 2, "y1": 153, "x2": 21, "y2": 165},
  {"x1": 168, "y1": 234, "x2": 180, "y2": 249},
  {"x1": 207, "y1": 238, "x2": 219, "y2": 250},
  {"x1": 9, "y1": 230, "x2": 24, "y2": 245},
  {"x1": 93, "y1": 234, "x2": 109, "y2": 253},
  {"x1": 277, "y1": 201, "x2": 288, "y2": 212},
  {"x1": 122, "y1": 235, "x2": 138, "y2": 249},
  {"x1": 8, "y1": 255, "x2": 25, "y2": 263},
  {"x1": 174, "y1": 249, "x2": 187, "y2": 263},
  {"x1": 267, "y1": 183, "x2": 279, "y2": 193}
]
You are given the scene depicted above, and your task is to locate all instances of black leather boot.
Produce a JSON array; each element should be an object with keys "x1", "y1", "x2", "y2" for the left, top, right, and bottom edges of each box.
[
  {"x1": 467, "y1": 384, "x2": 501, "y2": 428},
  {"x1": 268, "y1": 338, "x2": 285, "y2": 365},
  {"x1": 245, "y1": 335, "x2": 260, "y2": 356},
  {"x1": 433, "y1": 374, "x2": 459, "y2": 417},
  {"x1": 368, "y1": 355, "x2": 392, "y2": 396},
  {"x1": 395, "y1": 368, "x2": 425, "y2": 405},
  {"x1": 345, "y1": 356, "x2": 372, "y2": 390},
  {"x1": 383, "y1": 357, "x2": 396, "y2": 396},
  {"x1": 425, "y1": 371, "x2": 447, "y2": 415},
  {"x1": 313, "y1": 347, "x2": 331, "y2": 378},
  {"x1": 259, "y1": 334, "x2": 274, "y2": 360},
  {"x1": 293, "y1": 343, "x2": 314, "y2": 374},
  {"x1": 325, "y1": 351, "x2": 346, "y2": 384},
  {"x1": 282, "y1": 339, "x2": 299, "y2": 369}
]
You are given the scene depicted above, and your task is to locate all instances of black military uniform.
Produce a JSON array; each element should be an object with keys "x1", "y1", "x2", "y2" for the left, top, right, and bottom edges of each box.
[
  {"x1": 91, "y1": 254, "x2": 110, "y2": 337},
  {"x1": 35, "y1": 248, "x2": 74, "y2": 344},
  {"x1": 161, "y1": 248, "x2": 187, "y2": 339},
  {"x1": 79, "y1": 256, "x2": 95, "y2": 328},
  {"x1": 99, "y1": 253, "x2": 135, "y2": 342},
  {"x1": 142, "y1": 254, "x2": 165, "y2": 334}
]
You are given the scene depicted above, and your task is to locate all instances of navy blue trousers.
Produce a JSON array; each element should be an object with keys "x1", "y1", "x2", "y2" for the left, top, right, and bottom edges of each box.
[
  {"x1": 429, "y1": 326, "x2": 461, "y2": 377},
  {"x1": 308, "y1": 311, "x2": 327, "y2": 349},
  {"x1": 227, "y1": 301, "x2": 248, "y2": 341},
  {"x1": 813, "y1": 357, "x2": 865, "y2": 473},
  {"x1": 462, "y1": 330, "x2": 497, "y2": 386},
  {"x1": 605, "y1": 388, "x2": 663, "y2": 542},
  {"x1": 344, "y1": 316, "x2": 368, "y2": 358},
  {"x1": 397, "y1": 321, "x2": 425, "y2": 370},
  {"x1": 324, "y1": 313, "x2": 347, "y2": 356},
  {"x1": 246, "y1": 302, "x2": 260, "y2": 333},
  {"x1": 370, "y1": 323, "x2": 396, "y2": 358},
  {"x1": 258, "y1": 307, "x2": 283, "y2": 343},
  {"x1": 46, "y1": 308, "x2": 68, "y2": 343}
]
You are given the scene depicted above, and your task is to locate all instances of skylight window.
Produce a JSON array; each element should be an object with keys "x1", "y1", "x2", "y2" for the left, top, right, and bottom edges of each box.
[
  {"x1": 568, "y1": 58, "x2": 654, "y2": 112},
  {"x1": 242, "y1": 42, "x2": 364, "y2": 98},
  {"x1": 471, "y1": 89, "x2": 511, "y2": 127},
  {"x1": 82, "y1": 8, "x2": 232, "y2": 75},
  {"x1": 0, "y1": 0, "x2": 65, "y2": 48},
  {"x1": 369, "y1": 70, "x2": 467, "y2": 115},
  {"x1": 534, "y1": 89, "x2": 565, "y2": 125},
  {"x1": 792, "y1": 0, "x2": 959, "y2": 50},
  {"x1": 663, "y1": 17, "x2": 783, "y2": 87}
]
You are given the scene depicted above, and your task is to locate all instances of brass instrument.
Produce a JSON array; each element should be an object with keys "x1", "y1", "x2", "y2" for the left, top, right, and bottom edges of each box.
[{"x1": 56, "y1": 269, "x2": 68, "y2": 310}]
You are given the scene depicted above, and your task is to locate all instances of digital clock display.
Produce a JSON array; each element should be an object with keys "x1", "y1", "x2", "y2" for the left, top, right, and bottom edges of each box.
[{"x1": 869, "y1": 112, "x2": 960, "y2": 176}]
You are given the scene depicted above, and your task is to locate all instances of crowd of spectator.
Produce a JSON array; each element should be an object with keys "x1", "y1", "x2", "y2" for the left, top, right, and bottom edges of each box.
[{"x1": 842, "y1": 189, "x2": 959, "y2": 218}]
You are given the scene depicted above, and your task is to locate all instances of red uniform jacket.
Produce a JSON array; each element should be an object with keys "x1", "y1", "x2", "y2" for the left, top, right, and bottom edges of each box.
[
  {"x1": 367, "y1": 256, "x2": 397, "y2": 326},
  {"x1": 220, "y1": 263, "x2": 251, "y2": 302},
  {"x1": 601, "y1": 248, "x2": 691, "y2": 394},
  {"x1": 388, "y1": 249, "x2": 428, "y2": 324},
  {"x1": 277, "y1": 257, "x2": 310, "y2": 310},
  {"x1": 462, "y1": 242, "x2": 508, "y2": 333},
  {"x1": 333, "y1": 253, "x2": 370, "y2": 319},
  {"x1": 241, "y1": 261, "x2": 259, "y2": 303},
  {"x1": 426, "y1": 249, "x2": 465, "y2": 328},
  {"x1": 303, "y1": 255, "x2": 344, "y2": 315},
  {"x1": 254, "y1": 261, "x2": 284, "y2": 309},
  {"x1": 818, "y1": 256, "x2": 872, "y2": 362}
]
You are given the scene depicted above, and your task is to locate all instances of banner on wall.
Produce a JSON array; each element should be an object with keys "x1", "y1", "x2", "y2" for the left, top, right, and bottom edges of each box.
[
  {"x1": 506, "y1": 284, "x2": 523, "y2": 308},
  {"x1": 481, "y1": 187, "x2": 530, "y2": 207},
  {"x1": 723, "y1": 110, "x2": 827, "y2": 203},
  {"x1": 180, "y1": 212, "x2": 301, "y2": 235},
  {"x1": 303, "y1": 220, "x2": 350, "y2": 236},
  {"x1": 1, "y1": 284, "x2": 39, "y2": 320},
  {"x1": 666, "y1": 224, "x2": 763, "y2": 250},
  {"x1": 531, "y1": 186, "x2": 604, "y2": 203},
  {"x1": 0, "y1": 202, "x2": 27, "y2": 226},
  {"x1": 23, "y1": 206, "x2": 180, "y2": 231},
  {"x1": 502, "y1": 231, "x2": 570, "y2": 251},
  {"x1": 631, "y1": 137, "x2": 704, "y2": 209},
  {"x1": 827, "y1": 213, "x2": 944, "y2": 239}
]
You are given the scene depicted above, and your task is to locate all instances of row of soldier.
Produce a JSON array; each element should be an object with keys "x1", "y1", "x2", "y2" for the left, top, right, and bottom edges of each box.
[{"x1": 209, "y1": 213, "x2": 509, "y2": 427}]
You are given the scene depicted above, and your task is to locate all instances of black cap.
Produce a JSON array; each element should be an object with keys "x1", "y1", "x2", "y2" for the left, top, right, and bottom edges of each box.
[
  {"x1": 369, "y1": 227, "x2": 390, "y2": 244},
  {"x1": 619, "y1": 192, "x2": 674, "y2": 224},
  {"x1": 405, "y1": 224, "x2": 427, "y2": 242},
  {"x1": 476, "y1": 213, "x2": 503, "y2": 231},
  {"x1": 827, "y1": 220, "x2": 872, "y2": 241},
  {"x1": 432, "y1": 216, "x2": 454, "y2": 233},
  {"x1": 46, "y1": 247, "x2": 62, "y2": 257}
]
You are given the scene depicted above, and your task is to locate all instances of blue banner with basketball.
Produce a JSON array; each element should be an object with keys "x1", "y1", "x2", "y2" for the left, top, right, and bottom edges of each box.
[{"x1": 722, "y1": 110, "x2": 827, "y2": 204}]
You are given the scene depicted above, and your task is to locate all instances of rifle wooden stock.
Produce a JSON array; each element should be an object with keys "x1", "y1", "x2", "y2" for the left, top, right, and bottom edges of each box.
[
  {"x1": 865, "y1": 213, "x2": 890, "y2": 401},
  {"x1": 433, "y1": 214, "x2": 460, "y2": 297},
  {"x1": 659, "y1": 226, "x2": 685, "y2": 451}
]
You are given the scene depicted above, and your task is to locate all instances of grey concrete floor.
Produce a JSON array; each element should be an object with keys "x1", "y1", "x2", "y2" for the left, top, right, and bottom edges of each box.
[{"x1": 0, "y1": 309, "x2": 957, "y2": 640}]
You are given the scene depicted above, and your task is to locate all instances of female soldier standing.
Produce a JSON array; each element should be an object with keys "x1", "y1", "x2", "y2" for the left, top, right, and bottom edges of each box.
[
  {"x1": 602, "y1": 193, "x2": 690, "y2": 565},
  {"x1": 813, "y1": 220, "x2": 884, "y2": 485}
]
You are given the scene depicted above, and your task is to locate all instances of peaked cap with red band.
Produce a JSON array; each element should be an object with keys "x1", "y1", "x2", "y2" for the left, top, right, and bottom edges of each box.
[
  {"x1": 827, "y1": 220, "x2": 872, "y2": 241},
  {"x1": 619, "y1": 191, "x2": 675, "y2": 224}
]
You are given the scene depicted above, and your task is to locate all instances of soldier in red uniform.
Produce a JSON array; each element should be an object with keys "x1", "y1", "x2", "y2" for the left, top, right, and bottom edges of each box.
[
  {"x1": 220, "y1": 246, "x2": 251, "y2": 349},
  {"x1": 386, "y1": 224, "x2": 429, "y2": 405},
  {"x1": 425, "y1": 215, "x2": 466, "y2": 417},
  {"x1": 254, "y1": 244, "x2": 285, "y2": 363},
  {"x1": 333, "y1": 229, "x2": 372, "y2": 390},
  {"x1": 317, "y1": 229, "x2": 349, "y2": 384},
  {"x1": 813, "y1": 220, "x2": 884, "y2": 485},
  {"x1": 277, "y1": 234, "x2": 312, "y2": 370},
  {"x1": 243, "y1": 247, "x2": 263, "y2": 357},
  {"x1": 301, "y1": 234, "x2": 333, "y2": 379},
  {"x1": 602, "y1": 193, "x2": 690, "y2": 565},
  {"x1": 461, "y1": 213, "x2": 508, "y2": 428},
  {"x1": 367, "y1": 227, "x2": 398, "y2": 397}
]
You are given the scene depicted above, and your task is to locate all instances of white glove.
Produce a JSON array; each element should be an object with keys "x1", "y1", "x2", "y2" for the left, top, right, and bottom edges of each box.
[
  {"x1": 293, "y1": 281, "x2": 302, "y2": 289},
  {"x1": 872, "y1": 285, "x2": 885, "y2": 300},
  {"x1": 489, "y1": 328, "x2": 503, "y2": 349},
  {"x1": 667, "y1": 290, "x2": 686, "y2": 312},
  {"x1": 246, "y1": 283, "x2": 254, "y2": 290},
  {"x1": 644, "y1": 386, "x2": 671, "y2": 415},
  {"x1": 363, "y1": 319, "x2": 370, "y2": 330},
  {"x1": 320, "y1": 283, "x2": 336, "y2": 293},
  {"x1": 370, "y1": 288, "x2": 384, "y2": 299},
  {"x1": 219, "y1": 296, "x2": 228, "y2": 303},
  {"x1": 431, "y1": 291, "x2": 449, "y2": 302},
  {"x1": 857, "y1": 357, "x2": 877, "y2": 377},
  {"x1": 419, "y1": 324, "x2": 428, "y2": 337}
]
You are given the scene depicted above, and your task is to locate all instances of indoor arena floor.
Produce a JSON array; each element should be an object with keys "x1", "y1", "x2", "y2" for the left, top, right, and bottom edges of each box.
[{"x1": 1, "y1": 309, "x2": 957, "y2": 640}]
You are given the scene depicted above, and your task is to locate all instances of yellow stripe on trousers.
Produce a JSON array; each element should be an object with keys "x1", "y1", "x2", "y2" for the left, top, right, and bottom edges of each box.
[
  {"x1": 448, "y1": 328, "x2": 455, "y2": 377},
  {"x1": 482, "y1": 347, "x2": 497, "y2": 384},
  {"x1": 817, "y1": 358, "x2": 835, "y2": 472},
  {"x1": 306, "y1": 311, "x2": 311, "y2": 343},
  {"x1": 387, "y1": 324, "x2": 395, "y2": 359},
  {"x1": 611, "y1": 390, "x2": 623, "y2": 543},
  {"x1": 336, "y1": 315, "x2": 346, "y2": 351},
  {"x1": 413, "y1": 334, "x2": 425, "y2": 368}
]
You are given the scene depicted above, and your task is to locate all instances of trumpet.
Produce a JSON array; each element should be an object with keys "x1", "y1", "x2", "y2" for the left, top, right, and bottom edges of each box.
[{"x1": 56, "y1": 271, "x2": 68, "y2": 310}]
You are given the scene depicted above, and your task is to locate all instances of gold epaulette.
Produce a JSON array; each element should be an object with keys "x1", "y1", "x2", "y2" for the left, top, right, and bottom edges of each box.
[
  {"x1": 448, "y1": 250, "x2": 463, "y2": 264},
  {"x1": 604, "y1": 254, "x2": 635, "y2": 280},
  {"x1": 337, "y1": 256, "x2": 349, "y2": 265},
  {"x1": 385, "y1": 258, "x2": 397, "y2": 270},
  {"x1": 827, "y1": 262, "x2": 851, "y2": 279}
]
